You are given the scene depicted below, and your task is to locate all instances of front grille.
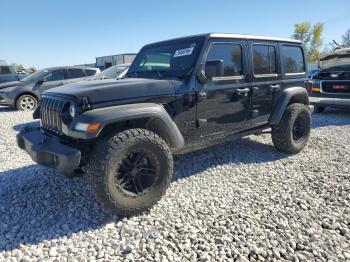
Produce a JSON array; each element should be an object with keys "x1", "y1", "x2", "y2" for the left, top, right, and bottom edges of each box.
[
  {"x1": 322, "y1": 81, "x2": 350, "y2": 94},
  {"x1": 40, "y1": 96, "x2": 67, "y2": 134}
]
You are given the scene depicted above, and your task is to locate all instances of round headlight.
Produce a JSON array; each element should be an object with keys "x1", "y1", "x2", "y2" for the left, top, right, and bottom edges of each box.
[{"x1": 69, "y1": 104, "x2": 77, "y2": 118}]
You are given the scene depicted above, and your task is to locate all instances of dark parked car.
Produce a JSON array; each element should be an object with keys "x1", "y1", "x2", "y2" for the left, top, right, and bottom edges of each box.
[
  {"x1": 17, "y1": 33, "x2": 313, "y2": 216},
  {"x1": 308, "y1": 47, "x2": 350, "y2": 112},
  {"x1": 0, "y1": 66, "x2": 99, "y2": 110},
  {"x1": 0, "y1": 63, "x2": 19, "y2": 84}
]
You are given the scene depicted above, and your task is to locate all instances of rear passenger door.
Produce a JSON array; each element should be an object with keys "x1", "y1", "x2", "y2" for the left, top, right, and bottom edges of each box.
[
  {"x1": 248, "y1": 41, "x2": 282, "y2": 126},
  {"x1": 66, "y1": 68, "x2": 87, "y2": 84}
]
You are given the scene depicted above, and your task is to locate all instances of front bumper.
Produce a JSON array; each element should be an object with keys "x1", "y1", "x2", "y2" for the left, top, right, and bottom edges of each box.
[
  {"x1": 309, "y1": 96, "x2": 350, "y2": 109},
  {"x1": 16, "y1": 127, "x2": 81, "y2": 173}
]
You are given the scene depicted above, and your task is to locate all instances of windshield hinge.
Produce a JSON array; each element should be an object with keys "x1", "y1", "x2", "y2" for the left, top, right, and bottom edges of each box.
[{"x1": 81, "y1": 97, "x2": 91, "y2": 110}]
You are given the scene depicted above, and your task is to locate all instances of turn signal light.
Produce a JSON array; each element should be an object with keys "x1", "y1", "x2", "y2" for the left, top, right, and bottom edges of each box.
[
  {"x1": 87, "y1": 123, "x2": 101, "y2": 132},
  {"x1": 312, "y1": 87, "x2": 320, "y2": 93}
]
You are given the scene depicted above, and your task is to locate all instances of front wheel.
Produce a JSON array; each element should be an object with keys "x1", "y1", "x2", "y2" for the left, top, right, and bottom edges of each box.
[
  {"x1": 87, "y1": 129, "x2": 173, "y2": 216},
  {"x1": 16, "y1": 94, "x2": 38, "y2": 111},
  {"x1": 271, "y1": 103, "x2": 311, "y2": 154}
]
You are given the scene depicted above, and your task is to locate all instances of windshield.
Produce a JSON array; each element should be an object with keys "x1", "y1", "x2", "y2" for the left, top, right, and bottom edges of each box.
[
  {"x1": 127, "y1": 36, "x2": 205, "y2": 78},
  {"x1": 93, "y1": 65, "x2": 128, "y2": 80},
  {"x1": 21, "y1": 69, "x2": 49, "y2": 82}
]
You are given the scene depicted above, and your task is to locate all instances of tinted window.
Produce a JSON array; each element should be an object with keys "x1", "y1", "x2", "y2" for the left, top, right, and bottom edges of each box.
[
  {"x1": 84, "y1": 69, "x2": 97, "y2": 76},
  {"x1": 281, "y1": 46, "x2": 305, "y2": 74},
  {"x1": 206, "y1": 43, "x2": 243, "y2": 77},
  {"x1": 0, "y1": 66, "x2": 11, "y2": 75},
  {"x1": 253, "y1": 45, "x2": 276, "y2": 75},
  {"x1": 42, "y1": 69, "x2": 65, "y2": 81},
  {"x1": 68, "y1": 69, "x2": 85, "y2": 79}
]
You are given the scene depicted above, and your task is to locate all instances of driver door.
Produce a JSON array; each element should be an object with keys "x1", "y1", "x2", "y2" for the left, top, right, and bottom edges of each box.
[
  {"x1": 36, "y1": 69, "x2": 67, "y2": 95},
  {"x1": 196, "y1": 40, "x2": 251, "y2": 140}
]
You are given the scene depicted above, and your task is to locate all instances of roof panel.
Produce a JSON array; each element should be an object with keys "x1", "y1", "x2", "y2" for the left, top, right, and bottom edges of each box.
[{"x1": 209, "y1": 33, "x2": 301, "y2": 43}]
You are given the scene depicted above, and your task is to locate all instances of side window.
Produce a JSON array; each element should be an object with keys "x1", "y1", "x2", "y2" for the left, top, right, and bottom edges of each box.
[
  {"x1": 42, "y1": 69, "x2": 65, "y2": 82},
  {"x1": 84, "y1": 69, "x2": 97, "y2": 76},
  {"x1": 206, "y1": 43, "x2": 243, "y2": 77},
  {"x1": 0, "y1": 66, "x2": 11, "y2": 75},
  {"x1": 252, "y1": 44, "x2": 277, "y2": 75},
  {"x1": 68, "y1": 69, "x2": 85, "y2": 79},
  {"x1": 281, "y1": 46, "x2": 305, "y2": 74}
]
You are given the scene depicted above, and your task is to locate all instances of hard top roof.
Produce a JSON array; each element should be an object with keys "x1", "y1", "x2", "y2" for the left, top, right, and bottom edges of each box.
[{"x1": 146, "y1": 33, "x2": 301, "y2": 46}]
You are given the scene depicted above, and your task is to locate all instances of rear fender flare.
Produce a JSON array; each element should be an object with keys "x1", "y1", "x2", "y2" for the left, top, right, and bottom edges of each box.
[{"x1": 269, "y1": 87, "x2": 309, "y2": 125}]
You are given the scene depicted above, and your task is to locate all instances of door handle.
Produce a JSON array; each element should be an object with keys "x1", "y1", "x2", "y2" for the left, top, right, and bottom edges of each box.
[
  {"x1": 269, "y1": 84, "x2": 281, "y2": 91},
  {"x1": 236, "y1": 88, "x2": 250, "y2": 94},
  {"x1": 58, "y1": 82, "x2": 64, "y2": 86}
]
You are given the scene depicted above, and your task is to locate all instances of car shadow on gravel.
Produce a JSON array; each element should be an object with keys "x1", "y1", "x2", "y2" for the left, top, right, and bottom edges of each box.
[
  {"x1": 0, "y1": 165, "x2": 112, "y2": 252},
  {"x1": 312, "y1": 108, "x2": 350, "y2": 128},
  {"x1": 173, "y1": 136, "x2": 285, "y2": 181}
]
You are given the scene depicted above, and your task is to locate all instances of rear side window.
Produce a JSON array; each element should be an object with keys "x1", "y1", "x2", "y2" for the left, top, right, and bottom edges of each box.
[
  {"x1": 281, "y1": 46, "x2": 305, "y2": 74},
  {"x1": 42, "y1": 69, "x2": 65, "y2": 81},
  {"x1": 252, "y1": 45, "x2": 277, "y2": 75},
  {"x1": 68, "y1": 69, "x2": 85, "y2": 79},
  {"x1": 84, "y1": 69, "x2": 97, "y2": 76},
  {"x1": 206, "y1": 43, "x2": 243, "y2": 77},
  {"x1": 0, "y1": 66, "x2": 11, "y2": 75}
]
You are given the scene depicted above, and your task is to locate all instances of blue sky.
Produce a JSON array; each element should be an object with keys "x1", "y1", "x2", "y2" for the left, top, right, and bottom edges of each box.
[{"x1": 1, "y1": 0, "x2": 349, "y2": 69}]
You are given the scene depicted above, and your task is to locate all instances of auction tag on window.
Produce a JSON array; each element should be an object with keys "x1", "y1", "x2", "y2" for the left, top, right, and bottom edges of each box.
[{"x1": 174, "y1": 47, "x2": 194, "y2": 57}]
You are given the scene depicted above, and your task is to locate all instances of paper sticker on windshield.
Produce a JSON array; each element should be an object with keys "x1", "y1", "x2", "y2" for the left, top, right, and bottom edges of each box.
[{"x1": 174, "y1": 47, "x2": 194, "y2": 57}]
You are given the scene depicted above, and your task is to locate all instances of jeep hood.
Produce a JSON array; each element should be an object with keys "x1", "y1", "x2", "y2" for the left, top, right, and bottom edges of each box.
[{"x1": 44, "y1": 78, "x2": 178, "y2": 106}]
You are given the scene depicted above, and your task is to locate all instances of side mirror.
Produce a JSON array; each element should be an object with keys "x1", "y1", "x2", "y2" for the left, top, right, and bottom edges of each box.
[
  {"x1": 38, "y1": 78, "x2": 46, "y2": 84},
  {"x1": 205, "y1": 60, "x2": 224, "y2": 78}
]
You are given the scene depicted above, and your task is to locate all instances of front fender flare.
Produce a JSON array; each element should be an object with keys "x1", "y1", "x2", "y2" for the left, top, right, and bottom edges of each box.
[
  {"x1": 65, "y1": 103, "x2": 185, "y2": 150},
  {"x1": 269, "y1": 87, "x2": 309, "y2": 125}
]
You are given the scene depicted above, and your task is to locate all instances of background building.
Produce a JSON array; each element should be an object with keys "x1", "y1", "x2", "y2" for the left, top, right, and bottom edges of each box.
[{"x1": 95, "y1": 53, "x2": 137, "y2": 70}]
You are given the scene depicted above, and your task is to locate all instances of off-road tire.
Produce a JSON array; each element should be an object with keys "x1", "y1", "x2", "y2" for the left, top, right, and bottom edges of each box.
[
  {"x1": 16, "y1": 94, "x2": 38, "y2": 111},
  {"x1": 315, "y1": 106, "x2": 326, "y2": 113},
  {"x1": 271, "y1": 103, "x2": 311, "y2": 154},
  {"x1": 87, "y1": 128, "x2": 173, "y2": 216}
]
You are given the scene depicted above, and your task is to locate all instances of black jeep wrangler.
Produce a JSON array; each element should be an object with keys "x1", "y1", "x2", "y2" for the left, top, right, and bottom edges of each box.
[{"x1": 17, "y1": 33, "x2": 313, "y2": 216}]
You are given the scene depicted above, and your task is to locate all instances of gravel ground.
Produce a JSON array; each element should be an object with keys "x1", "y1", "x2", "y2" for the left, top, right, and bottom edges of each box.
[{"x1": 0, "y1": 106, "x2": 349, "y2": 261}]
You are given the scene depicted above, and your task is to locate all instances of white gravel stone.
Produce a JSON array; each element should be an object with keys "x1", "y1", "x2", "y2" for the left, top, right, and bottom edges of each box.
[{"x1": 0, "y1": 106, "x2": 349, "y2": 261}]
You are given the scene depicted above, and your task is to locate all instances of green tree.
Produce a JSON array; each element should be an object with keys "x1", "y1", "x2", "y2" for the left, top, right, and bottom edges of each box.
[
  {"x1": 292, "y1": 22, "x2": 324, "y2": 63},
  {"x1": 10, "y1": 63, "x2": 25, "y2": 72}
]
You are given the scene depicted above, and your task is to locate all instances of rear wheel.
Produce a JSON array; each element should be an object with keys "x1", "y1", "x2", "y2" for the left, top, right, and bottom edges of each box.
[
  {"x1": 16, "y1": 94, "x2": 38, "y2": 111},
  {"x1": 87, "y1": 128, "x2": 173, "y2": 216},
  {"x1": 271, "y1": 103, "x2": 311, "y2": 154}
]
